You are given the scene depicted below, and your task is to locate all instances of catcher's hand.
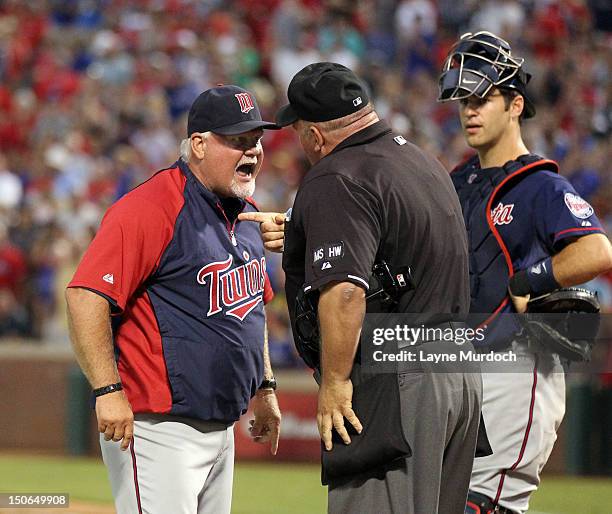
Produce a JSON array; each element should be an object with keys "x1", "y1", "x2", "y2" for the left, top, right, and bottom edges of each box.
[{"x1": 508, "y1": 287, "x2": 530, "y2": 313}]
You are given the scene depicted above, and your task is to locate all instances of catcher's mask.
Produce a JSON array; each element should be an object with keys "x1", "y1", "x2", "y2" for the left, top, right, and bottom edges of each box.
[{"x1": 438, "y1": 31, "x2": 535, "y2": 118}]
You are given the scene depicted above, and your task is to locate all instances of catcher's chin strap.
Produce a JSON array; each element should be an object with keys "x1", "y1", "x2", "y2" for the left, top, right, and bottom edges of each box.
[{"x1": 466, "y1": 491, "x2": 518, "y2": 514}]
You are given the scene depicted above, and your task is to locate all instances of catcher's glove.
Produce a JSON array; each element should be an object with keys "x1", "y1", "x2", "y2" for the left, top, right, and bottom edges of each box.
[{"x1": 522, "y1": 288, "x2": 600, "y2": 361}]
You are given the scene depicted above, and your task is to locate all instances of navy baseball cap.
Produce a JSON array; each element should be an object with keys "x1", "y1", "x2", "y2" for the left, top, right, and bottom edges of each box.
[
  {"x1": 275, "y1": 62, "x2": 370, "y2": 127},
  {"x1": 187, "y1": 85, "x2": 278, "y2": 136}
]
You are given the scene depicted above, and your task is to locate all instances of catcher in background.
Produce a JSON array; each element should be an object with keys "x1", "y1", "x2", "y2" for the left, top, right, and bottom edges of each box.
[{"x1": 437, "y1": 31, "x2": 612, "y2": 514}]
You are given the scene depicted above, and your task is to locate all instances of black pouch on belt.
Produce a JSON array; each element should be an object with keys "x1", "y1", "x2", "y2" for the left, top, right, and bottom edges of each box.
[{"x1": 320, "y1": 372, "x2": 411, "y2": 485}]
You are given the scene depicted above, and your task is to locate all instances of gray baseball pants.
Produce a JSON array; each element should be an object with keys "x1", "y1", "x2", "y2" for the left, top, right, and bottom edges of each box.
[
  {"x1": 328, "y1": 341, "x2": 483, "y2": 514},
  {"x1": 100, "y1": 414, "x2": 234, "y2": 514}
]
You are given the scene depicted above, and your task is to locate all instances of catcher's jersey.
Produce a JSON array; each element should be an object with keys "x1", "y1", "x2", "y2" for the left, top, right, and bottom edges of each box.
[
  {"x1": 489, "y1": 169, "x2": 604, "y2": 270},
  {"x1": 454, "y1": 154, "x2": 605, "y2": 342},
  {"x1": 69, "y1": 160, "x2": 273, "y2": 423}
]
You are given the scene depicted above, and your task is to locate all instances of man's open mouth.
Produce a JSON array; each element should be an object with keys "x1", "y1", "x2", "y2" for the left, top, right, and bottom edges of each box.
[{"x1": 236, "y1": 163, "x2": 256, "y2": 177}]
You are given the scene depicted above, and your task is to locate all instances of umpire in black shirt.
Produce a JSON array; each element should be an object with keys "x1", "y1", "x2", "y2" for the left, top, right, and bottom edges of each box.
[{"x1": 273, "y1": 63, "x2": 482, "y2": 513}]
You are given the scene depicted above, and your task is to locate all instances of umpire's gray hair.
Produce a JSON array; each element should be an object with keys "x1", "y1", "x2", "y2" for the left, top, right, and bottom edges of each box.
[
  {"x1": 315, "y1": 102, "x2": 374, "y2": 132},
  {"x1": 180, "y1": 132, "x2": 211, "y2": 162}
]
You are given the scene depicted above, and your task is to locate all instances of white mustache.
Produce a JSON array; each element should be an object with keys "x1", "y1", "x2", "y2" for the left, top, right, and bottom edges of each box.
[{"x1": 236, "y1": 158, "x2": 258, "y2": 169}]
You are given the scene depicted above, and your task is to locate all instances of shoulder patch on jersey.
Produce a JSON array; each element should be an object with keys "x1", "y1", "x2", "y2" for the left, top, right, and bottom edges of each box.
[
  {"x1": 313, "y1": 242, "x2": 345, "y2": 266},
  {"x1": 102, "y1": 273, "x2": 114, "y2": 284},
  {"x1": 324, "y1": 241, "x2": 344, "y2": 260},
  {"x1": 564, "y1": 192, "x2": 593, "y2": 219},
  {"x1": 313, "y1": 246, "x2": 324, "y2": 264}
]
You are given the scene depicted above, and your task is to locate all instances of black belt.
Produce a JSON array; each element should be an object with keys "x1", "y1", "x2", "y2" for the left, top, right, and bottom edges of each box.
[{"x1": 467, "y1": 491, "x2": 518, "y2": 514}]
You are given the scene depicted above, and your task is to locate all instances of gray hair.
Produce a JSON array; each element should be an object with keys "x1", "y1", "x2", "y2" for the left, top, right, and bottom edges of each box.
[
  {"x1": 316, "y1": 102, "x2": 374, "y2": 132},
  {"x1": 295, "y1": 103, "x2": 375, "y2": 142},
  {"x1": 180, "y1": 131, "x2": 211, "y2": 162}
]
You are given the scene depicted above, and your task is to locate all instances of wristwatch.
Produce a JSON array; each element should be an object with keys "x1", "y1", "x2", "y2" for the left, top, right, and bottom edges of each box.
[{"x1": 259, "y1": 377, "x2": 277, "y2": 390}]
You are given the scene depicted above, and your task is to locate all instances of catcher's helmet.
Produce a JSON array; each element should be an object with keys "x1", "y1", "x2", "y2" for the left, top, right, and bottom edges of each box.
[{"x1": 438, "y1": 31, "x2": 536, "y2": 118}]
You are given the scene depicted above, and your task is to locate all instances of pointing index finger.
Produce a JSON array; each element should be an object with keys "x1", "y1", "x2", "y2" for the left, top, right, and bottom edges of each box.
[{"x1": 238, "y1": 211, "x2": 275, "y2": 223}]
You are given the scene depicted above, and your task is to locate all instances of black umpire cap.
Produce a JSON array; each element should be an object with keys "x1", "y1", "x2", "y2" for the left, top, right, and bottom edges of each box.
[
  {"x1": 275, "y1": 62, "x2": 370, "y2": 127},
  {"x1": 187, "y1": 85, "x2": 277, "y2": 136}
]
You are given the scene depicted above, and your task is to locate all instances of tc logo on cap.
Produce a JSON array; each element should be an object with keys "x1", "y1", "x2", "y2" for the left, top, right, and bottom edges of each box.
[{"x1": 235, "y1": 93, "x2": 255, "y2": 114}]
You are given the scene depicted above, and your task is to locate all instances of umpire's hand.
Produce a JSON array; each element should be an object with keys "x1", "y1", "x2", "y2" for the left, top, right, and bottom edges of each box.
[
  {"x1": 238, "y1": 211, "x2": 285, "y2": 253},
  {"x1": 95, "y1": 390, "x2": 134, "y2": 451},
  {"x1": 318, "y1": 378, "x2": 362, "y2": 451}
]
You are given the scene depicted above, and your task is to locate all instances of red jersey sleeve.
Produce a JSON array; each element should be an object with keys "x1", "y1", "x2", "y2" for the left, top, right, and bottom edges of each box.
[
  {"x1": 263, "y1": 272, "x2": 274, "y2": 304},
  {"x1": 68, "y1": 197, "x2": 176, "y2": 312}
]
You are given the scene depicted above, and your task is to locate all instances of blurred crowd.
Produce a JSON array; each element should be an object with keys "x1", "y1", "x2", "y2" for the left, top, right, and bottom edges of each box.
[{"x1": 0, "y1": 0, "x2": 610, "y2": 368}]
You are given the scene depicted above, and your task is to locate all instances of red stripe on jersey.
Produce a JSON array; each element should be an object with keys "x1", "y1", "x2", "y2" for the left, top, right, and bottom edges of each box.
[
  {"x1": 555, "y1": 226, "x2": 604, "y2": 239},
  {"x1": 263, "y1": 272, "x2": 274, "y2": 304},
  {"x1": 245, "y1": 196, "x2": 259, "y2": 210},
  {"x1": 484, "y1": 160, "x2": 557, "y2": 322},
  {"x1": 477, "y1": 298, "x2": 509, "y2": 330}
]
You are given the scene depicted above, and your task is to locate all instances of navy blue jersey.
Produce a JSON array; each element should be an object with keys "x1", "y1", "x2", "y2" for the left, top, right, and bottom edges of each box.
[
  {"x1": 453, "y1": 154, "x2": 605, "y2": 345},
  {"x1": 493, "y1": 170, "x2": 604, "y2": 313},
  {"x1": 69, "y1": 160, "x2": 274, "y2": 423}
]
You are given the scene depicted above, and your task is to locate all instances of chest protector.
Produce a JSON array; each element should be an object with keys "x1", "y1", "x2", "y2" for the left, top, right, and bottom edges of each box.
[{"x1": 451, "y1": 154, "x2": 559, "y2": 322}]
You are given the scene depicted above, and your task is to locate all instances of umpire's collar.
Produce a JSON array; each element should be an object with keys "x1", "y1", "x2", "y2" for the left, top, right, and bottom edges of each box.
[{"x1": 330, "y1": 120, "x2": 392, "y2": 155}]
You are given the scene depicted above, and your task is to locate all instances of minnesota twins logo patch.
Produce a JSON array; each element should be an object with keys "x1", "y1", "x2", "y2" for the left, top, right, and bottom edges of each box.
[
  {"x1": 564, "y1": 193, "x2": 593, "y2": 219},
  {"x1": 235, "y1": 93, "x2": 255, "y2": 114}
]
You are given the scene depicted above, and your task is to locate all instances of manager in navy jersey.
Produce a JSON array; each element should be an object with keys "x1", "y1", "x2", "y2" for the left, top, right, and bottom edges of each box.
[
  {"x1": 66, "y1": 85, "x2": 281, "y2": 514},
  {"x1": 438, "y1": 32, "x2": 612, "y2": 514}
]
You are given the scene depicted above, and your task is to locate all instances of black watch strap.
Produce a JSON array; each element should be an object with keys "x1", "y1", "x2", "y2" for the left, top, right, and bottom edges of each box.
[
  {"x1": 93, "y1": 382, "x2": 123, "y2": 397},
  {"x1": 259, "y1": 378, "x2": 277, "y2": 390}
]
